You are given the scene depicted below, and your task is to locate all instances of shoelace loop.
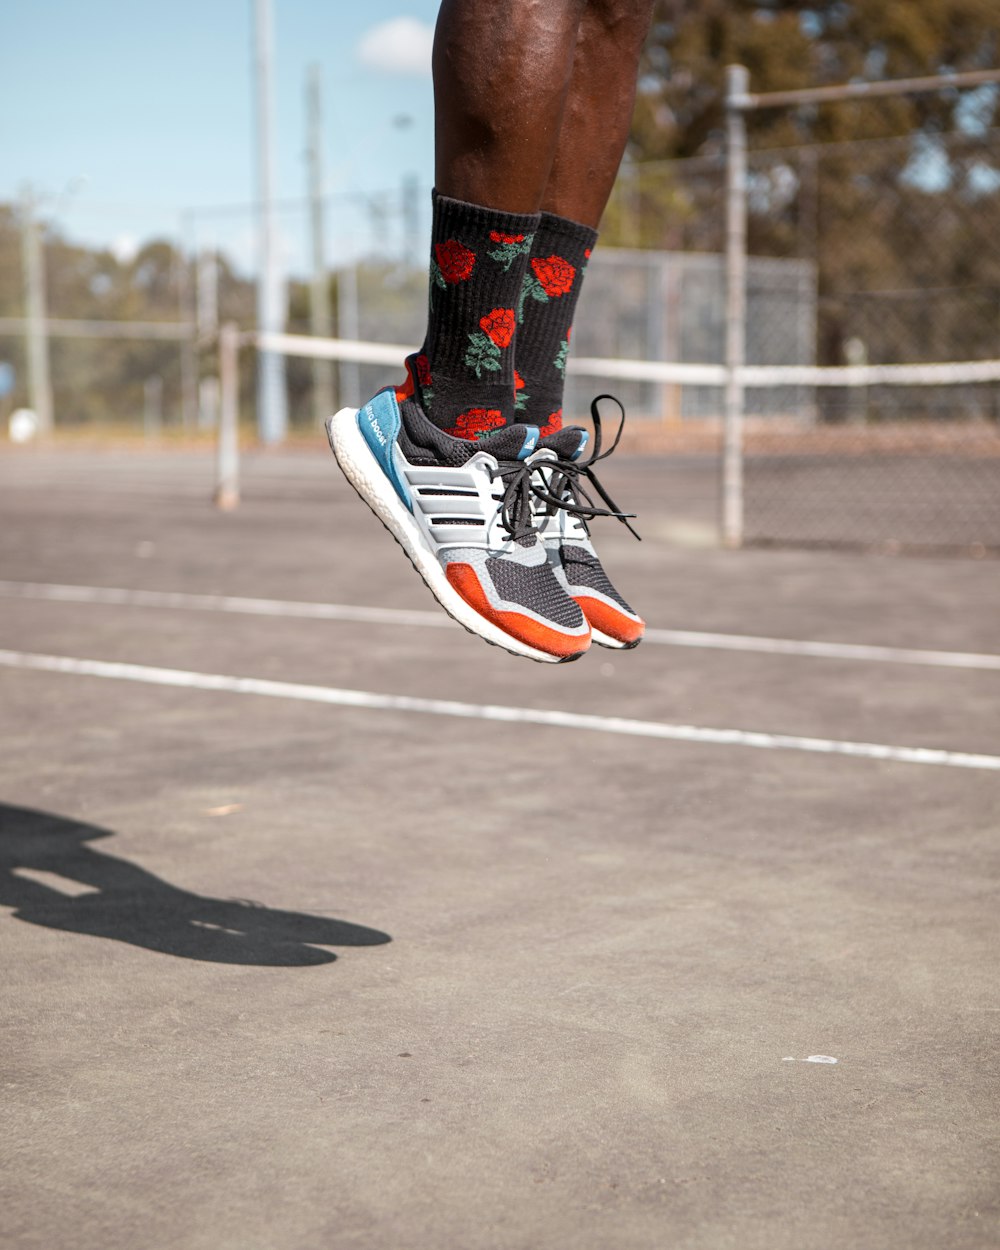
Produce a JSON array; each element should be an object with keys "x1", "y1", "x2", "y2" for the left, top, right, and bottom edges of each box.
[
  {"x1": 532, "y1": 394, "x2": 641, "y2": 541},
  {"x1": 488, "y1": 459, "x2": 540, "y2": 544}
]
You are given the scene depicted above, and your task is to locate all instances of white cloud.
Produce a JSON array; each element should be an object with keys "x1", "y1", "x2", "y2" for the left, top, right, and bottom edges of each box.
[
  {"x1": 357, "y1": 17, "x2": 434, "y2": 75},
  {"x1": 110, "y1": 234, "x2": 138, "y2": 264}
]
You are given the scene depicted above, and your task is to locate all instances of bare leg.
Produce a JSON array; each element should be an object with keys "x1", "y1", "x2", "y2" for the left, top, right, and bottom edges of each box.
[
  {"x1": 542, "y1": 0, "x2": 654, "y2": 227},
  {"x1": 433, "y1": 0, "x2": 586, "y2": 212},
  {"x1": 433, "y1": 0, "x2": 651, "y2": 222}
]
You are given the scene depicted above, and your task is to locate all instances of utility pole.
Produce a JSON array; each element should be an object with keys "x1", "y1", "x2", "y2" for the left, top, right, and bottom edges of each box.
[
  {"x1": 722, "y1": 64, "x2": 749, "y2": 550},
  {"x1": 253, "y1": 0, "x2": 288, "y2": 443},
  {"x1": 177, "y1": 214, "x2": 198, "y2": 430},
  {"x1": 20, "y1": 187, "x2": 54, "y2": 435},
  {"x1": 306, "y1": 63, "x2": 335, "y2": 426}
]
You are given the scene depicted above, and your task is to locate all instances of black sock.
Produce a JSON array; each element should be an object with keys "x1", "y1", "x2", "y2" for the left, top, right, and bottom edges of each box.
[
  {"x1": 513, "y1": 211, "x2": 598, "y2": 433},
  {"x1": 403, "y1": 191, "x2": 540, "y2": 440}
]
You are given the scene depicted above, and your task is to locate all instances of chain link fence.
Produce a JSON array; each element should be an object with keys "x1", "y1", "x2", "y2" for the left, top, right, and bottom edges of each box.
[
  {"x1": 603, "y1": 119, "x2": 1000, "y2": 553},
  {"x1": 744, "y1": 125, "x2": 1000, "y2": 553}
]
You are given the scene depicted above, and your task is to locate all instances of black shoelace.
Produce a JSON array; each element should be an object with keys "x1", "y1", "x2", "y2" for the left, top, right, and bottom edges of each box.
[
  {"x1": 488, "y1": 395, "x2": 638, "y2": 543},
  {"x1": 488, "y1": 458, "x2": 540, "y2": 544},
  {"x1": 531, "y1": 394, "x2": 640, "y2": 541}
]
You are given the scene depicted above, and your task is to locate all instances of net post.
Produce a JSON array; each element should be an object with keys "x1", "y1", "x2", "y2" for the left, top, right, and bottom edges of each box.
[
  {"x1": 722, "y1": 64, "x2": 750, "y2": 549},
  {"x1": 20, "y1": 187, "x2": 54, "y2": 437},
  {"x1": 215, "y1": 323, "x2": 240, "y2": 511}
]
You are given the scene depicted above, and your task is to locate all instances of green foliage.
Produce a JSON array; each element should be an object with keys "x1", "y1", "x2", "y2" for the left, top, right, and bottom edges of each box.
[
  {"x1": 0, "y1": 209, "x2": 258, "y2": 426},
  {"x1": 633, "y1": 0, "x2": 999, "y2": 159}
]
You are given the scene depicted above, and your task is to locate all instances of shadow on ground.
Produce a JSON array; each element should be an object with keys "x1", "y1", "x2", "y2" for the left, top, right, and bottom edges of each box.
[{"x1": 0, "y1": 803, "x2": 391, "y2": 966}]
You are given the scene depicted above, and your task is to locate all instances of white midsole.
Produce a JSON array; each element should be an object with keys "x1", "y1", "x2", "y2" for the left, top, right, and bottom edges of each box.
[
  {"x1": 326, "y1": 407, "x2": 569, "y2": 663},
  {"x1": 590, "y1": 626, "x2": 632, "y2": 649}
]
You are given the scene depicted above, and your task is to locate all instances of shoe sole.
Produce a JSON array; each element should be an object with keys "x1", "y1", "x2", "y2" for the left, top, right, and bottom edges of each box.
[
  {"x1": 590, "y1": 626, "x2": 643, "y2": 650},
  {"x1": 326, "y1": 407, "x2": 585, "y2": 665}
]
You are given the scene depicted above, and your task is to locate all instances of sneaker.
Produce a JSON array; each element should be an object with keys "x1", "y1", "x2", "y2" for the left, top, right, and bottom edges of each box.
[
  {"x1": 326, "y1": 388, "x2": 591, "y2": 663},
  {"x1": 531, "y1": 397, "x2": 645, "y2": 650}
]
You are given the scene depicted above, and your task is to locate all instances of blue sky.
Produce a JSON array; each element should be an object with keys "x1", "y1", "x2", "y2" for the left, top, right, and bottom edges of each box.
[{"x1": 2, "y1": 1, "x2": 439, "y2": 272}]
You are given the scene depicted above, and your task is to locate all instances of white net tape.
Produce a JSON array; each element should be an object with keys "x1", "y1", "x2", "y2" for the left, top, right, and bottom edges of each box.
[{"x1": 254, "y1": 331, "x2": 1000, "y2": 391}]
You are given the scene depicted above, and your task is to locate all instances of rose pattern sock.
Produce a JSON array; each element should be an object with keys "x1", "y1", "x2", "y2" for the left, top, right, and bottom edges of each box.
[
  {"x1": 513, "y1": 212, "x2": 598, "y2": 435},
  {"x1": 398, "y1": 192, "x2": 540, "y2": 440}
]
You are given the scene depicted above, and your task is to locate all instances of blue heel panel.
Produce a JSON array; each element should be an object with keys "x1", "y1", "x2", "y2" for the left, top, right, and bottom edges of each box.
[{"x1": 357, "y1": 391, "x2": 412, "y2": 510}]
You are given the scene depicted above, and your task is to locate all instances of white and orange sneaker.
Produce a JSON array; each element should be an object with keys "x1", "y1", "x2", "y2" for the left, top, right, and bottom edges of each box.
[
  {"x1": 532, "y1": 397, "x2": 645, "y2": 650},
  {"x1": 326, "y1": 389, "x2": 591, "y2": 663}
]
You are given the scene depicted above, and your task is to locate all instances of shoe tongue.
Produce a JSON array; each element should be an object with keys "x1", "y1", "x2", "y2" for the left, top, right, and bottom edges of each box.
[
  {"x1": 540, "y1": 426, "x2": 589, "y2": 461},
  {"x1": 477, "y1": 423, "x2": 541, "y2": 461}
]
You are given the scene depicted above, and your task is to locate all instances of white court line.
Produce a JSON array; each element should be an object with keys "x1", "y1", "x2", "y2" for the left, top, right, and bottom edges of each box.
[
  {"x1": 1, "y1": 648, "x2": 998, "y2": 773},
  {"x1": 0, "y1": 581, "x2": 451, "y2": 630},
  {"x1": 643, "y1": 627, "x2": 1000, "y2": 672},
  {"x1": 2, "y1": 580, "x2": 999, "y2": 673}
]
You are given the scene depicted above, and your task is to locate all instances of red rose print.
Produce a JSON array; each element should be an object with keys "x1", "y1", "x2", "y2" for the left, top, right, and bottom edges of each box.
[
  {"x1": 444, "y1": 408, "x2": 505, "y2": 441},
  {"x1": 479, "y1": 307, "x2": 515, "y2": 349},
  {"x1": 584, "y1": 248, "x2": 591, "y2": 259},
  {"x1": 435, "y1": 239, "x2": 476, "y2": 283},
  {"x1": 513, "y1": 370, "x2": 525, "y2": 391},
  {"x1": 531, "y1": 255, "x2": 576, "y2": 297},
  {"x1": 489, "y1": 231, "x2": 525, "y2": 244},
  {"x1": 539, "y1": 410, "x2": 563, "y2": 437},
  {"x1": 566, "y1": 326, "x2": 572, "y2": 343},
  {"x1": 414, "y1": 352, "x2": 432, "y2": 387}
]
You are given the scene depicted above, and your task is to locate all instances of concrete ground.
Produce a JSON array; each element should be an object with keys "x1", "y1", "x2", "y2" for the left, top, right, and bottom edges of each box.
[{"x1": 1, "y1": 446, "x2": 998, "y2": 1250}]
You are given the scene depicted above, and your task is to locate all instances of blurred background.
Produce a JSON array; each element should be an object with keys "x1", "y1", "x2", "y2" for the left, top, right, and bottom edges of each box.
[{"x1": 2, "y1": 0, "x2": 999, "y2": 552}]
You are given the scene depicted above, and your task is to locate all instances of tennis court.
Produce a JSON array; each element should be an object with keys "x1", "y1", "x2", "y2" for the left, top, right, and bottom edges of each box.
[{"x1": 2, "y1": 444, "x2": 998, "y2": 1249}]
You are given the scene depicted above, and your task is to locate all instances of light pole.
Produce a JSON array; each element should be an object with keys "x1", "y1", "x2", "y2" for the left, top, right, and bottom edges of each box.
[
  {"x1": 306, "y1": 63, "x2": 335, "y2": 426},
  {"x1": 253, "y1": 0, "x2": 288, "y2": 443}
]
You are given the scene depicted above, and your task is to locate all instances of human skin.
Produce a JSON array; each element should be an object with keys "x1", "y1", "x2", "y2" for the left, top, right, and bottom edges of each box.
[{"x1": 433, "y1": 0, "x2": 655, "y2": 227}]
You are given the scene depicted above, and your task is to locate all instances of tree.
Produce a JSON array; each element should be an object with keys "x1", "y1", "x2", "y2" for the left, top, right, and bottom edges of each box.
[{"x1": 632, "y1": 0, "x2": 999, "y2": 158}]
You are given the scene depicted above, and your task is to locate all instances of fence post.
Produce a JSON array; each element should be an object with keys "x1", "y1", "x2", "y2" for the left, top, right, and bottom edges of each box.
[
  {"x1": 20, "y1": 188, "x2": 54, "y2": 437},
  {"x1": 215, "y1": 323, "x2": 240, "y2": 510},
  {"x1": 723, "y1": 64, "x2": 750, "y2": 548}
]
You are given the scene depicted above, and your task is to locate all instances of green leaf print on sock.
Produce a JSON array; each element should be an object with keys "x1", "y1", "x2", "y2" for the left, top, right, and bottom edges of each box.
[
  {"x1": 553, "y1": 337, "x2": 570, "y2": 378},
  {"x1": 516, "y1": 272, "x2": 549, "y2": 323},
  {"x1": 463, "y1": 331, "x2": 502, "y2": 378},
  {"x1": 513, "y1": 369, "x2": 528, "y2": 412},
  {"x1": 487, "y1": 230, "x2": 534, "y2": 272}
]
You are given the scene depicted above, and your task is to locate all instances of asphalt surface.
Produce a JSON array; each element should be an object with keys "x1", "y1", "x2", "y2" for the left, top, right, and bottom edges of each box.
[{"x1": 1, "y1": 446, "x2": 998, "y2": 1250}]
